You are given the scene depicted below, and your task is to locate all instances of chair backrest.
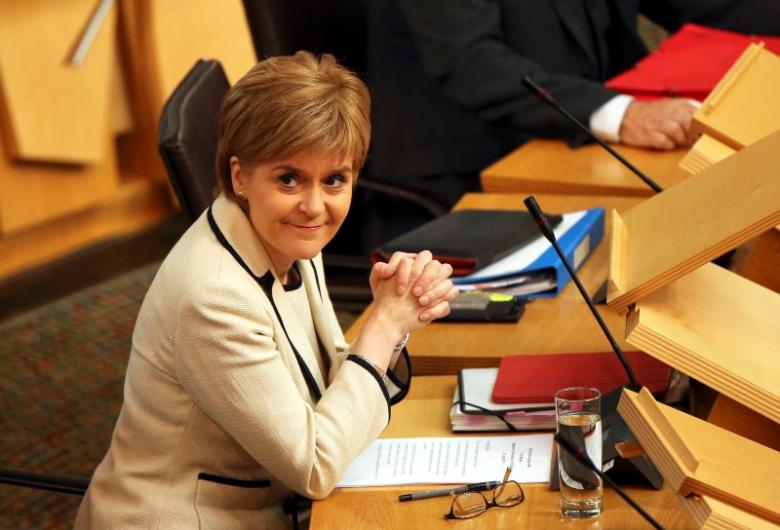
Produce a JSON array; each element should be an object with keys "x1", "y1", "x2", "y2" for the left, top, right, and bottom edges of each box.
[{"x1": 158, "y1": 60, "x2": 229, "y2": 222}]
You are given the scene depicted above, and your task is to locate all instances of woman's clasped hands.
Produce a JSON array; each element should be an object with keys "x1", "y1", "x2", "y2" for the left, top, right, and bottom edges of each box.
[{"x1": 370, "y1": 250, "x2": 458, "y2": 328}]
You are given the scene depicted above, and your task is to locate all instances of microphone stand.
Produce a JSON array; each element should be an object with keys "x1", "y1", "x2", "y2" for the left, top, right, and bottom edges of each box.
[{"x1": 524, "y1": 196, "x2": 664, "y2": 491}]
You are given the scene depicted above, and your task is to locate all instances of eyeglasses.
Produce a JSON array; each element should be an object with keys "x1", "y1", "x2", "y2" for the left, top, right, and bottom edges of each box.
[{"x1": 444, "y1": 467, "x2": 525, "y2": 520}]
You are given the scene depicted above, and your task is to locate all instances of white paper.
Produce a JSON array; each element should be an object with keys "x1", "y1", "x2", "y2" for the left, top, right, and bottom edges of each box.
[{"x1": 336, "y1": 435, "x2": 553, "y2": 487}]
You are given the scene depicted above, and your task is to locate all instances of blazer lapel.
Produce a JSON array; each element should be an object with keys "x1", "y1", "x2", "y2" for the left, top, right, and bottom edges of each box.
[
  {"x1": 300, "y1": 259, "x2": 340, "y2": 377},
  {"x1": 209, "y1": 195, "x2": 326, "y2": 400},
  {"x1": 267, "y1": 273, "x2": 328, "y2": 393}
]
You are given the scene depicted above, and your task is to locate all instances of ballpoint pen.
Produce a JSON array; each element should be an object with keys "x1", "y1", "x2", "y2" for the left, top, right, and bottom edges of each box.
[{"x1": 398, "y1": 481, "x2": 502, "y2": 502}]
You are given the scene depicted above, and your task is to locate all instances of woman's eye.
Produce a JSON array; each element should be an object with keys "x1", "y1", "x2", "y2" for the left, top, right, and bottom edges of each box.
[
  {"x1": 278, "y1": 173, "x2": 298, "y2": 187},
  {"x1": 325, "y1": 174, "x2": 348, "y2": 187}
]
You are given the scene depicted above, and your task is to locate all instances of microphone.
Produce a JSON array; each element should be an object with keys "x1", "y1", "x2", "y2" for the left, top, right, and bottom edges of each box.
[
  {"x1": 555, "y1": 434, "x2": 666, "y2": 530},
  {"x1": 520, "y1": 76, "x2": 664, "y2": 193},
  {"x1": 523, "y1": 195, "x2": 663, "y2": 490},
  {"x1": 524, "y1": 197, "x2": 639, "y2": 391}
]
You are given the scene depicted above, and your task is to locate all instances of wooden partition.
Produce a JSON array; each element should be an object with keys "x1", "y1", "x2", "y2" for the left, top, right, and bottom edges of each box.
[
  {"x1": 607, "y1": 129, "x2": 780, "y2": 314},
  {"x1": 0, "y1": 0, "x2": 256, "y2": 281},
  {"x1": 679, "y1": 43, "x2": 780, "y2": 174}
]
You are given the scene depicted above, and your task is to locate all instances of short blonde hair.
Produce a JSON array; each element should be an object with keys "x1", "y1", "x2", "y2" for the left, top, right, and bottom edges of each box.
[{"x1": 216, "y1": 51, "x2": 371, "y2": 200}]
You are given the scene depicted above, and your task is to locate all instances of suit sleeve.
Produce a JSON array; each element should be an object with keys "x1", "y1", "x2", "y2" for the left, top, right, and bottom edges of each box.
[
  {"x1": 399, "y1": 0, "x2": 617, "y2": 144},
  {"x1": 173, "y1": 280, "x2": 390, "y2": 500}
]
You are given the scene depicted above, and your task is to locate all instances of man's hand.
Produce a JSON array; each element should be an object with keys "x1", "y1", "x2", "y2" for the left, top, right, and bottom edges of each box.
[{"x1": 619, "y1": 98, "x2": 699, "y2": 150}]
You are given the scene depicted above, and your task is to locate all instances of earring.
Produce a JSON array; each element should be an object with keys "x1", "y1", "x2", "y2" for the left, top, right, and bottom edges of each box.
[{"x1": 236, "y1": 190, "x2": 245, "y2": 198}]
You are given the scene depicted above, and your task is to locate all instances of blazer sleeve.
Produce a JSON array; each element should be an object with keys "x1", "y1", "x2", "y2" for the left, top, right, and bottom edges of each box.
[
  {"x1": 173, "y1": 280, "x2": 390, "y2": 500},
  {"x1": 387, "y1": 347, "x2": 411, "y2": 405},
  {"x1": 399, "y1": 0, "x2": 617, "y2": 144}
]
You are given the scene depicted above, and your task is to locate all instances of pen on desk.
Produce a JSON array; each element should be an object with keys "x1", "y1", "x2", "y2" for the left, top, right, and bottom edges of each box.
[{"x1": 398, "y1": 481, "x2": 502, "y2": 502}]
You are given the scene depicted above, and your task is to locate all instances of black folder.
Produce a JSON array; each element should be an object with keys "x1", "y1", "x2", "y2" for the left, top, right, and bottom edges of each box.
[{"x1": 372, "y1": 210, "x2": 562, "y2": 276}]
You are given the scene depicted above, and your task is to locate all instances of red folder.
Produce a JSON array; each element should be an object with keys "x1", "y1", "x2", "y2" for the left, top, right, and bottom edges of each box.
[
  {"x1": 606, "y1": 24, "x2": 780, "y2": 101},
  {"x1": 491, "y1": 351, "x2": 672, "y2": 404}
]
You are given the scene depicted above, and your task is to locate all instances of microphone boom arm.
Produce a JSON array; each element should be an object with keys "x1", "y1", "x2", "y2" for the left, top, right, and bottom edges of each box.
[
  {"x1": 520, "y1": 76, "x2": 664, "y2": 193},
  {"x1": 523, "y1": 196, "x2": 641, "y2": 391}
]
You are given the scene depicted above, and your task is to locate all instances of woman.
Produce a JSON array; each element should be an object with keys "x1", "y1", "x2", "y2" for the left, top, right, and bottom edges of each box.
[{"x1": 75, "y1": 52, "x2": 456, "y2": 529}]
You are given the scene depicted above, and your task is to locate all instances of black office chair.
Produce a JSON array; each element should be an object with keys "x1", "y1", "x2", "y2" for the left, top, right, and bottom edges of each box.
[
  {"x1": 0, "y1": 469, "x2": 88, "y2": 495},
  {"x1": 158, "y1": 60, "x2": 225, "y2": 222}
]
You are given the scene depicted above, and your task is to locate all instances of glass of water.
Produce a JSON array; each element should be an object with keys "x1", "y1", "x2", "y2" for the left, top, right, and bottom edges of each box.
[{"x1": 555, "y1": 386, "x2": 603, "y2": 518}]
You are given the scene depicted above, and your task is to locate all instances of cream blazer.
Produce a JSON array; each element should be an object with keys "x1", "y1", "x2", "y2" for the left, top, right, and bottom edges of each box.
[{"x1": 75, "y1": 195, "x2": 407, "y2": 529}]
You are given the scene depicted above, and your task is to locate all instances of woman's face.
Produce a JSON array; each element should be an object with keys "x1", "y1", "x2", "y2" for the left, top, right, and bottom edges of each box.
[{"x1": 230, "y1": 150, "x2": 354, "y2": 280}]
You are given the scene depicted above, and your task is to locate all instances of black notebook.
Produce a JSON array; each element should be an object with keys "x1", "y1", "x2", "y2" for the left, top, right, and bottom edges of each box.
[{"x1": 372, "y1": 210, "x2": 562, "y2": 276}]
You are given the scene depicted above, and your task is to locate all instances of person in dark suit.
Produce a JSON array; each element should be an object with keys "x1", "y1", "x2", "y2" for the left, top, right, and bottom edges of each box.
[{"x1": 366, "y1": 0, "x2": 780, "y2": 204}]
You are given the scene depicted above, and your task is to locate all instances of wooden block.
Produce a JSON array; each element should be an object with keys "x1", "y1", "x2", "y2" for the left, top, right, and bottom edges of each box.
[
  {"x1": 480, "y1": 139, "x2": 688, "y2": 196},
  {"x1": 0, "y1": 129, "x2": 120, "y2": 235},
  {"x1": 707, "y1": 394, "x2": 780, "y2": 452},
  {"x1": 0, "y1": 179, "x2": 171, "y2": 281},
  {"x1": 693, "y1": 44, "x2": 780, "y2": 150},
  {"x1": 607, "y1": 129, "x2": 780, "y2": 313},
  {"x1": 625, "y1": 264, "x2": 780, "y2": 425},
  {"x1": 734, "y1": 227, "x2": 780, "y2": 294},
  {"x1": 679, "y1": 135, "x2": 736, "y2": 175},
  {"x1": 680, "y1": 495, "x2": 780, "y2": 530},
  {"x1": 619, "y1": 388, "x2": 780, "y2": 524},
  {"x1": 121, "y1": 0, "x2": 256, "y2": 117},
  {"x1": 0, "y1": 0, "x2": 116, "y2": 163},
  {"x1": 115, "y1": 0, "x2": 256, "y2": 184}
]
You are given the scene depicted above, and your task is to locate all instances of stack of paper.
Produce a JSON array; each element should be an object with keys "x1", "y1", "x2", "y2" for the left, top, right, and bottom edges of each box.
[{"x1": 450, "y1": 368, "x2": 556, "y2": 432}]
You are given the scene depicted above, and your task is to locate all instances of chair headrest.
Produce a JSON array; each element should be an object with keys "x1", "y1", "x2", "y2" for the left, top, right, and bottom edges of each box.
[{"x1": 158, "y1": 60, "x2": 230, "y2": 221}]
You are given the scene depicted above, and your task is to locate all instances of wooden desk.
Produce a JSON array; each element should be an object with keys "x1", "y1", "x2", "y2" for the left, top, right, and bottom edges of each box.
[
  {"x1": 347, "y1": 193, "x2": 644, "y2": 375},
  {"x1": 311, "y1": 376, "x2": 696, "y2": 530},
  {"x1": 481, "y1": 139, "x2": 689, "y2": 196}
]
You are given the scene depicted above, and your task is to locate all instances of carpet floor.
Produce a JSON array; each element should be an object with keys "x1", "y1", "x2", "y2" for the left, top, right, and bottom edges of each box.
[{"x1": 0, "y1": 262, "x2": 160, "y2": 529}]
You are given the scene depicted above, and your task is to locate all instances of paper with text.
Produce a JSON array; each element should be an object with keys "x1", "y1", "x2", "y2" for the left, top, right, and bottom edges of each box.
[{"x1": 337, "y1": 434, "x2": 553, "y2": 487}]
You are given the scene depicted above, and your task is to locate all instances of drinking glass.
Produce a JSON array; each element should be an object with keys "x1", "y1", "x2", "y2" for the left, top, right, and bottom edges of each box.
[{"x1": 555, "y1": 386, "x2": 603, "y2": 518}]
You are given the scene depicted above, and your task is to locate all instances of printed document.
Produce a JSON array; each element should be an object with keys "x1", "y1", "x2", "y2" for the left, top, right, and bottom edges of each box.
[{"x1": 337, "y1": 434, "x2": 553, "y2": 487}]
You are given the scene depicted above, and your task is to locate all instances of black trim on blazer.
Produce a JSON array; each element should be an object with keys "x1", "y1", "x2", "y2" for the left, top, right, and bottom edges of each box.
[
  {"x1": 258, "y1": 270, "x2": 323, "y2": 402},
  {"x1": 207, "y1": 206, "x2": 324, "y2": 403},
  {"x1": 207, "y1": 207, "x2": 264, "y2": 283},
  {"x1": 387, "y1": 347, "x2": 412, "y2": 406},
  {"x1": 197, "y1": 472, "x2": 270, "y2": 488},
  {"x1": 346, "y1": 354, "x2": 391, "y2": 420},
  {"x1": 308, "y1": 260, "x2": 323, "y2": 302}
]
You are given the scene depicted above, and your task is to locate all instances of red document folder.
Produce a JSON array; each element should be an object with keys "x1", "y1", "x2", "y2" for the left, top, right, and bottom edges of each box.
[
  {"x1": 491, "y1": 351, "x2": 672, "y2": 404},
  {"x1": 606, "y1": 24, "x2": 780, "y2": 101}
]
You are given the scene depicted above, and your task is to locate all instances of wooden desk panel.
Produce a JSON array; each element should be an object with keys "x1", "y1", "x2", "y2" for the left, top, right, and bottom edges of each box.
[
  {"x1": 311, "y1": 376, "x2": 695, "y2": 530},
  {"x1": 481, "y1": 139, "x2": 689, "y2": 196},
  {"x1": 347, "y1": 193, "x2": 644, "y2": 375}
]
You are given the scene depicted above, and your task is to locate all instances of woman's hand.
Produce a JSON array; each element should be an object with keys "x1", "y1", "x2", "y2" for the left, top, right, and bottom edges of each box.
[
  {"x1": 354, "y1": 253, "x2": 456, "y2": 371},
  {"x1": 370, "y1": 251, "x2": 457, "y2": 320}
]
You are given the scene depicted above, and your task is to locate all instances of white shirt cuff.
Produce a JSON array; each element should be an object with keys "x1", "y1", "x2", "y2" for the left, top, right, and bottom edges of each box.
[{"x1": 589, "y1": 94, "x2": 633, "y2": 143}]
